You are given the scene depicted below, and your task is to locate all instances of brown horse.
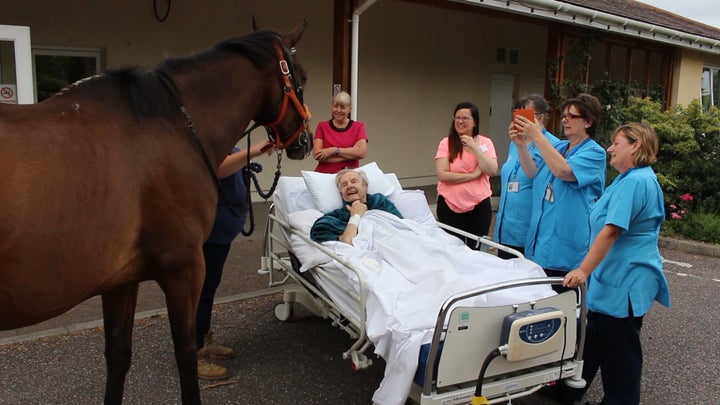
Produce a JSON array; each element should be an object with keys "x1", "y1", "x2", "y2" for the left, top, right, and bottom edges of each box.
[{"x1": 0, "y1": 22, "x2": 310, "y2": 404}]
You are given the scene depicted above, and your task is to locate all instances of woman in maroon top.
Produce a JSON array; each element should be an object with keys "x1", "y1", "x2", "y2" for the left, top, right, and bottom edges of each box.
[{"x1": 312, "y1": 91, "x2": 368, "y2": 173}]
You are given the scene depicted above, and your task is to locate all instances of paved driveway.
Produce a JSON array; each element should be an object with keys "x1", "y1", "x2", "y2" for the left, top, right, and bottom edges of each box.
[
  {"x1": 1, "y1": 246, "x2": 718, "y2": 404},
  {"x1": 1, "y1": 194, "x2": 718, "y2": 404}
]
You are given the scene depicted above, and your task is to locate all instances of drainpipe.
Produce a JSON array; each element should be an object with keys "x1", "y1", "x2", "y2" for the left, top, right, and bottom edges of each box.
[{"x1": 351, "y1": 0, "x2": 380, "y2": 120}]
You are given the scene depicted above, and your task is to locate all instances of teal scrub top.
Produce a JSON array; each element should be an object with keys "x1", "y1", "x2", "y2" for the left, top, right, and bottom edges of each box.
[
  {"x1": 495, "y1": 129, "x2": 560, "y2": 247},
  {"x1": 586, "y1": 166, "x2": 671, "y2": 317},
  {"x1": 525, "y1": 138, "x2": 606, "y2": 270}
]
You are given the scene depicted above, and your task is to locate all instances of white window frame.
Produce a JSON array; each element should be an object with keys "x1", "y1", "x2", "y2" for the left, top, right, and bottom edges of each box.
[
  {"x1": 0, "y1": 25, "x2": 33, "y2": 104},
  {"x1": 701, "y1": 64, "x2": 720, "y2": 112}
]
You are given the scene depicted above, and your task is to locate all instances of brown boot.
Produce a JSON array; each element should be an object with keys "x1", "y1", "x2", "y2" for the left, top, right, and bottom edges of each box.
[
  {"x1": 197, "y1": 356, "x2": 229, "y2": 381},
  {"x1": 200, "y1": 331, "x2": 235, "y2": 360}
]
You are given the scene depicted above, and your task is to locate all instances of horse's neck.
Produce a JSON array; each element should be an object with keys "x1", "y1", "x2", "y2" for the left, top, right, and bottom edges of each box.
[{"x1": 172, "y1": 61, "x2": 267, "y2": 166}]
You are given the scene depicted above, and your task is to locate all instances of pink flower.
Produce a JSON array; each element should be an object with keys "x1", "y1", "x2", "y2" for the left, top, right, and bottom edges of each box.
[
  {"x1": 670, "y1": 204, "x2": 677, "y2": 209},
  {"x1": 671, "y1": 212, "x2": 682, "y2": 220},
  {"x1": 680, "y1": 193, "x2": 694, "y2": 201}
]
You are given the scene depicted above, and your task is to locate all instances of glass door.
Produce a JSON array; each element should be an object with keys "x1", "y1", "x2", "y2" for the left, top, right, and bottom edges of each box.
[{"x1": 0, "y1": 24, "x2": 34, "y2": 104}]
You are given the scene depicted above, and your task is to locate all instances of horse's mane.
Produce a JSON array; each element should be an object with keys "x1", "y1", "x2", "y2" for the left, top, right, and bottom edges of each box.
[{"x1": 71, "y1": 29, "x2": 282, "y2": 120}]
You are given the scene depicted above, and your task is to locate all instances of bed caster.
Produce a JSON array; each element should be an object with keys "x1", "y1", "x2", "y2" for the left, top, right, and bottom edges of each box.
[
  {"x1": 274, "y1": 302, "x2": 294, "y2": 322},
  {"x1": 350, "y1": 351, "x2": 372, "y2": 370}
]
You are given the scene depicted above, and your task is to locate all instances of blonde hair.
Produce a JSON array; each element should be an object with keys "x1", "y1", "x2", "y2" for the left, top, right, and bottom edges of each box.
[
  {"x1": 613, "y1": 122, "x2": 658, "y2": 167},
  {"x1": 333, "y1": 91, "x2": 352, "y2": 107}
]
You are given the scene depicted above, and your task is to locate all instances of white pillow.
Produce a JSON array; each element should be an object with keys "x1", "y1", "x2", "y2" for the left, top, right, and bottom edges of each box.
[
  {"x1": 389, "y1": 189, "x2": 437, "y2": 226},
  {"x1": 274, "y1": 176, "x2": 318, "y2": 222},
  {"x1": 358, "y1": 162, "x2": 395, "y2": 196},
  {"x1": 301, "y1": 170, "x2": 343, "y2": 213},
  {"x1": 286, "y1": 209, "x2": 333, "y2": 270},
  {"x1": 301, "y1": 162, "x2": 396, "y2": 213}
]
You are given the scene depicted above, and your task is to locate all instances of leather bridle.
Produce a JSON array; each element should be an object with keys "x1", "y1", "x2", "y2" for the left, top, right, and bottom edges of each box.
[{"x1": 263, "y1": 42, "x2": 311, "y2": 150}]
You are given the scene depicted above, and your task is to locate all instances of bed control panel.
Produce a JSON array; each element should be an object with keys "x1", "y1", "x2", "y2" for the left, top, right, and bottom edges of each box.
[{"x1": 500, "y1": 307, "x2": 565, "y2": 361}]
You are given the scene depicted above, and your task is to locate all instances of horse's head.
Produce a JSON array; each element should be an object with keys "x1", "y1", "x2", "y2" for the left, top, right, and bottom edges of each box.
[{"x1": 258, "y1": 21, "x2": 312, "y2": 161}]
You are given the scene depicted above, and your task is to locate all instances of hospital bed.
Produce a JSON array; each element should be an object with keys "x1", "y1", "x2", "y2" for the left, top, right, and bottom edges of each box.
[{"x1": 260, "y1": 164, "x2": 587, "y2": 405}]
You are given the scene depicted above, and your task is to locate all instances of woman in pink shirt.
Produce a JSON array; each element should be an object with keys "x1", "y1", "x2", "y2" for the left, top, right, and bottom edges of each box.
[
  {"x1": 312, "y1": 91, "x2": 368, "y2": 173},
  {"x1": 435, "y1": 102, "x2": 498, "y2": 248}
]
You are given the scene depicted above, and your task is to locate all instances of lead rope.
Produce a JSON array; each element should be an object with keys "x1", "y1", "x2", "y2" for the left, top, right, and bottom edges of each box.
[{"x1": 240, "y1": 130, "x2": 282, "y2": 236}]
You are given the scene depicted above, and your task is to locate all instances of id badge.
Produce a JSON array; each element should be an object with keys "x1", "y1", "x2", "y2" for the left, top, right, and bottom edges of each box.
[
  {"x1": 507, "y1": 181, "x2": 520, "y2": 193},
  {"x1": 544, "y1": 183, "x2": 554, "y2": 202}
]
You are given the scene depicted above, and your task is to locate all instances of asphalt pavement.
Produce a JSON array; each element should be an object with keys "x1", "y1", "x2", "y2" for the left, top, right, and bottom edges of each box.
[{"x1": 2, "y1": 192, "x2": 719, "y2": 405}]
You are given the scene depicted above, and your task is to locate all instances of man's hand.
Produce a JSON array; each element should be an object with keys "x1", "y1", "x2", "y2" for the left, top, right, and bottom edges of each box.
[{"x1": 346, "y1": 199, "x2": 368, "y2": 217}]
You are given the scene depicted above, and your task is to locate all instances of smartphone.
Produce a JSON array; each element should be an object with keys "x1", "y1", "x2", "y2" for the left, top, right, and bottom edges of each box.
[{"x1": 513, "y1": 108, "x2": 535, "y2": 122}]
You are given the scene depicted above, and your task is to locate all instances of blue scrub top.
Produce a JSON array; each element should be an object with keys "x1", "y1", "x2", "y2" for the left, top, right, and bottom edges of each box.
[
  {"x1": 495, "y1": 129, "x2": 560, "y2": 247},
  {"x1": 586, "y1": 166, "x2": 671, "y2": 317},
  {"x1": 525, "y1": 138, "x2": 606, "y2": 270}
]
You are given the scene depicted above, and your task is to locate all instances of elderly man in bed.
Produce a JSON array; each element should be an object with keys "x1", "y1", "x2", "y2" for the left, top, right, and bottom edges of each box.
[{"x1": 310, "y1": 168, "x2": 403, "y2": 245}]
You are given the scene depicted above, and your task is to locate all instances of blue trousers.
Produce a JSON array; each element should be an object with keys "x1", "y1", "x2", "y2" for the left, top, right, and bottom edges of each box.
[{"x1": 196, "y1": 243, "x2": 231, "y2": 349}]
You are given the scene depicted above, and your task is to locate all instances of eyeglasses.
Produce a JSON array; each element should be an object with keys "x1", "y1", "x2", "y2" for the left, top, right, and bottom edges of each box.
[
  {"x1": 453, "y1": 116, "x2": 473, "y2": 122},
  {"x1": 560, "y1": 113, "x2": 583, "y2": 121}
]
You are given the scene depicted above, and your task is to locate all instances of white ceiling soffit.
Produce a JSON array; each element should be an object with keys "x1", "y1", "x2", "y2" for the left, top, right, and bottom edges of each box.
[{"x1": 451, "y1": 0, "x2": 720, "y2": 55}]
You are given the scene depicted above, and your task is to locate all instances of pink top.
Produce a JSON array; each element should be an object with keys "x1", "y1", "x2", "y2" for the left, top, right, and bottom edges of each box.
[
  {"x1": 435, "y1": 135, "x2": 496, "y2": 213},
  {"x1": 313, "y1": 120, "x2": 368, "y2": 174}
]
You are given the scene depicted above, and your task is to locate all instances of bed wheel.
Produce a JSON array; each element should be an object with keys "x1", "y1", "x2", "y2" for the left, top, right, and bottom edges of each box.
[{"x1": 274, "y1": 302, "x2": 294, "y2": 322}]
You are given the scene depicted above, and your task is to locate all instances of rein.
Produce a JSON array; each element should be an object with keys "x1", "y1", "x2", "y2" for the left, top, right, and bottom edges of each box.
[
  {"x1": 156, "y1": 39, "x2": 309, "y2": 235},
  {"x1": 156, "y1": 69, "x2": 242, "y2": 217}
]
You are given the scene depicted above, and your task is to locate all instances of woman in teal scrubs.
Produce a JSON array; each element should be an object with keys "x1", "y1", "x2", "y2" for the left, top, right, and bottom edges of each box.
[
  {"x1": 562, "y1": 122, "x2": 671, "y2": 405},
  {"x1": 513, "y1": 93, "x2": 606, "y2": 287},
  {"x1": 494, "y1": 94, "x2": 560, "y2": 258}
]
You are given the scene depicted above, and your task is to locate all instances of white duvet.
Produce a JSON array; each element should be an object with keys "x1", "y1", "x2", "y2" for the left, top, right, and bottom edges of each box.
[{"x1": 288, "y1": 209, "x2": 553, "y2": 405}]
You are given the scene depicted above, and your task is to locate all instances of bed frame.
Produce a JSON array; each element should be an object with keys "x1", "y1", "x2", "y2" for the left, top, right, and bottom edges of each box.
[{"x1": 260, "y1": 198, "x2": 587, "y2": 404}]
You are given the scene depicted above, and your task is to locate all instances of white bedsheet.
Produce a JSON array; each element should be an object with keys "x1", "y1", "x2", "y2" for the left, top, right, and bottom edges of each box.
[{"x1": 303, "y1": 210, "x2": 554, "y2": 405}]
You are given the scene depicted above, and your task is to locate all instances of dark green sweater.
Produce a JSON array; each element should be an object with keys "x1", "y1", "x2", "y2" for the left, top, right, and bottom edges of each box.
[{"x1": 309, "y1": 193, "x2": 403, "y2": 243}]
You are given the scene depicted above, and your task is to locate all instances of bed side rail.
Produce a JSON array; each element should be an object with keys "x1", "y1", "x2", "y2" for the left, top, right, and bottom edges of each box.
[
  {"x1": 263, "y1": 208, "x2": 375, "y2": 366},
  {"x1": 436, "y1": 222, "x2": 524, "y2": 258}
]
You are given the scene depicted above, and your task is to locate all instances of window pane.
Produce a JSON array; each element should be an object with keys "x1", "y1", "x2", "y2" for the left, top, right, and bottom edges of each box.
[
  {"x1": 702, "y1": 67, "x2": 712, "y2": 111},
  {"x1": 34, "y1": 54, "x2": 98, "y2": 101},
  {"x1": 0, "y1": 40, "x2": 18, "y2": 84},
  {"x1": 713, "y1": 67, "x2": 720, "y2": 109}
]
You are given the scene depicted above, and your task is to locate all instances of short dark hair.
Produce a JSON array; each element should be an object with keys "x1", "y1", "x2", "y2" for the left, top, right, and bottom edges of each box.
[
  {"x1": 515, "y1": 94, "x2": 551, "y2": 125},
  {"x1": 561, "y1": 93, "x2": 603, "y2": 137}
]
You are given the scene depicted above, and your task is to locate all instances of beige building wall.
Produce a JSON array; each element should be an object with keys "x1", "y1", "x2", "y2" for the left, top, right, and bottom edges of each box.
[
  {"x1": 0, "y1": 0, "x2": 550, "y2": 189},
  {"x1": 0, "y1": 0, "x2": 335, "y2": 187},
  {"x1": 673, "y1": 49, "x2": 720, "y2": 108},
  {"x1": 11, "y1": 1, "x2": 712, "y2": 189},
  {"x1": 353, "y1": 1, "x2": 549, "y2": 186},
  {"x1": 673, "y1": 49, "x2": 704, "y2": 107}
]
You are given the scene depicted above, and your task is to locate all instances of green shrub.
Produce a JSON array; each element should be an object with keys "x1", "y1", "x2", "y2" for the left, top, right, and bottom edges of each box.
[{"x1": 662, "y1": 211, "x2": 720, "y2": 244}]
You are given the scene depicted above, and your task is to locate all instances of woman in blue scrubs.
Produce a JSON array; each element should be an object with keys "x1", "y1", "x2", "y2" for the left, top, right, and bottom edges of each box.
[
  {"x1": 562, "y1": 122, "x2": 671, "y2": 405},
  {"x1": 494, "y1": 94, "x2": 560, "y2": 258},
  {"x1": 513, "y1": 93, "x2": 606, "y2": 288}
]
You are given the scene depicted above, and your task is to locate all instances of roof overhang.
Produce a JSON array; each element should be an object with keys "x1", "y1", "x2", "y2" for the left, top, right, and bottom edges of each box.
[{"x1": 450, "y1": 0, "x2": 720, "y2": 55}]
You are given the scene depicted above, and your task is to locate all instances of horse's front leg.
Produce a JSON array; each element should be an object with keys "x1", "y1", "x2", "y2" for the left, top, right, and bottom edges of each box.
[
  {"x1": 158, "y1": 262, "x2": 204, "y2": 405},
  {"x1": 101, "y1": 282, "x2": 140, "y2": 405}
]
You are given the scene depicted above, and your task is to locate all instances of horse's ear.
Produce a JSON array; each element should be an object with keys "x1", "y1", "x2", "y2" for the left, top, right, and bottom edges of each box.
[
  {"x1": 285, "y1": 19, "x2": 307, "y2": 48},
  {"x1": 252, "y1": 15, "x2": 259, "y2": 32}
]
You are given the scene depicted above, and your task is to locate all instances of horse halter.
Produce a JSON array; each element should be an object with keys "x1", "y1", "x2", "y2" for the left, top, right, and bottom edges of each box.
[{"x1": 264, "y1": 42, "x2": 311, "y2": 151}]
